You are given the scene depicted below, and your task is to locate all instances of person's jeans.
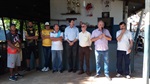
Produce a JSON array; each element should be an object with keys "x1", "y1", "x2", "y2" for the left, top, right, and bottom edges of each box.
[
  {"x1": 51, "y1": 50, "x2": 63, "y2": 71},
  {"x1": 43, "y1": 46, "x2": 51, "y2": 68},
  {"x1": 117, "y1": 50, "x2": 130, "y2": 75},
  {"x1": 95, "y1": 50, "x2": 109, "y2": 76}
]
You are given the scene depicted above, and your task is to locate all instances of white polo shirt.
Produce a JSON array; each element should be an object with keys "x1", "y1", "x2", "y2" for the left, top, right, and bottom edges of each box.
[
  {"x1": 116, "y1": 30, "x2": 133, "y2": 51},
  {"x1": 79, "y1": 31, "x2": 91, "y2": 47},
  {"x1": 50, "y1": 31, "x2": 63, "y2": 50}
]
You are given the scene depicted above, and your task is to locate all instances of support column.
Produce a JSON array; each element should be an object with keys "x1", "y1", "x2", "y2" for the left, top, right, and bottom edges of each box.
[
  {"x1": 142, "y1": 0, "x2": 150, "y2": 84},
  {"x1": 123, "y1": 1, "x2": 128, "y2": 23}
]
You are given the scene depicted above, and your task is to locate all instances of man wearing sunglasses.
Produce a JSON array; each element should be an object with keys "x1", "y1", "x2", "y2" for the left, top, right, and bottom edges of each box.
[{"x1": 78, "y1": 23, "x2": 91, "y2": 76}]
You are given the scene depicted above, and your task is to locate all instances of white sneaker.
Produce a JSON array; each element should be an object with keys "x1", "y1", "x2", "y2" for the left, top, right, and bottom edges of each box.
[
  {"x1": 41, "y1": 67, "x2": 46, "y2": 72},
  {"x1": 45, "y1": 67, "x2": 49, "y2": 72},
  {"x1": 126, "y1": 75, "x2": 131, "y2": 79},
  {"x1": 116, "y1": 73, "x2": 122, "y2": 77}
]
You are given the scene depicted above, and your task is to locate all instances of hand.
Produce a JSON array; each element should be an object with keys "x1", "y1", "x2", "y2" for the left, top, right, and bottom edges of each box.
[
  {"x1": 16, "y1": 48, "x2": 21, "y2": 52},
  {"x1": 98, "y1": 34, "x2": 103, "y2": 39},
  {"x1": 127, "y1": 49, "x2": 132, "y2": 54},
  {"x1": 69, "y1": 42, "x2": 74, "y2": 46},
  {"x1": 121, "y1": 29, "x2": 126, "y2": 34}
]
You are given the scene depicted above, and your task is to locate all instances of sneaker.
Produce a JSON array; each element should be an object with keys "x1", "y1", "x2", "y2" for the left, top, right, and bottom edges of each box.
[
  {"x1": 59, "y1": 70, "x2": 63, "y2": 73},
  {"x1": 36, "y1": 67, "x2": 40, "y2": 71},
  {"x1": 94, "y1": 74, "x2": 100, "y2": 78},
  {"x1": 105, "y1": 76, "x2": 112, "y2": 81},
  {"x1": 45, "y1": 67, "x2": 49, "y2": 72},
  {"x1": 15, "y1": 73, "x2": 23, "y2": 78},
  {"x1": 126, "y1": 75, "x2": 131, "y2": 79},
  {"x1": 78, "y1": 71, "x2": 84, "y2": 75},
  {"x1": 52, "y1": 70, "x2": 57, "y2": 73},
  {"x1": 41, "y1": 67, "x2": 46, "y2": 72},
  {"x1": 116, "y1": 73, "x2": 122, "y2": 77},
  {"x1": 9, "y1": 76, "x2": 17, "y2": 81},
  {"x1": 26, "y1": 67, "x2": 30, "y2": 71},
  {"x1": 86, "y1": 71, "x2": 91, "y2": 76},
  {"x1": 68, "y1": 69, "x2": 73, "y2": 72}
]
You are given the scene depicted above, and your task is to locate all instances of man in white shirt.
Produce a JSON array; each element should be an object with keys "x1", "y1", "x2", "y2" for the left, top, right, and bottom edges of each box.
[
  {"x1": 50, "y1": 24, "x2": 63, "y2": 73},
  {"x1": 116, "y1": 22, "x2": 133, "y2": 79},
  {"x1": 78, "y1": 23, "x2": 91, "y2": 76}
]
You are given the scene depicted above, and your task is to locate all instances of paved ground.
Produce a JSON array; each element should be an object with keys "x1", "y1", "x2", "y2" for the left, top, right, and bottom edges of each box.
[{"x1": 0, "y1": 52, "x2": 147, "y2": 84}]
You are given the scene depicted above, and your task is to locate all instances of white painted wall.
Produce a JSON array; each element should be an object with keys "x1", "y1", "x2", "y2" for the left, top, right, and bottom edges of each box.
[{"x1": 50, "y1": 0, "x2": 123, "y2": 26}]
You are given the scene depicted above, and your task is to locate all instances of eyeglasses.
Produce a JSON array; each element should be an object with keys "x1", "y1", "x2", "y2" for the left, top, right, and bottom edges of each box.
[{"x1": 81, "y1": 26, "x2": 86, "y2": 28}]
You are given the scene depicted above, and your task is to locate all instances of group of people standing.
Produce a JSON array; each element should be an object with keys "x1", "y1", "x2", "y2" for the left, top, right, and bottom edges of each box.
[{"x1": 6, "y1": 19, "x2": 133, "y2": 81}]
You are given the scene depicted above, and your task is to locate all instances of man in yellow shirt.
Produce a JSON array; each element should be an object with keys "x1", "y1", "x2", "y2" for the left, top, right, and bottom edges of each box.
[{"x1": 41, "y1": 22, "x2": 53, "y2": 71}]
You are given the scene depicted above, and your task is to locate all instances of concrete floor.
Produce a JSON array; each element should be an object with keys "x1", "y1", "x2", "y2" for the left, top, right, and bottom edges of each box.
[{"x1": 0, "y1": 52, "x2": 148, "y2": 84}]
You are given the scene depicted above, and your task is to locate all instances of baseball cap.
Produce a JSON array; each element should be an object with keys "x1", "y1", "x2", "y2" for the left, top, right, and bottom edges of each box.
[{"x1": 45, "y1": 22, "x2": 50, "y2": 25}]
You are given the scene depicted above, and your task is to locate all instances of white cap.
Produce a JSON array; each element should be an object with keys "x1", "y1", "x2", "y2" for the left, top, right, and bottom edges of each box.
[{"x1": 45, "y1": 22, "x2": 50, "y2": 25}]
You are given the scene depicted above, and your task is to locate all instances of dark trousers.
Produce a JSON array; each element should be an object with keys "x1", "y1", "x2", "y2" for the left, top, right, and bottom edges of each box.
[
  {"x1": 116, "y1": 50, "x2": 130, "y2": 75},
  {"x1": 66, "y1": 42, "x2": 78, "y2": 70},
  {"x1": 79, "y1": 46, "x2": 90, "y2": 72},
  {"x1": 26, "y1": 46, "x2": 39, "y2": 59},
  {"x1": 43, "y1": 46, "x2": 51, "y2": 68}
]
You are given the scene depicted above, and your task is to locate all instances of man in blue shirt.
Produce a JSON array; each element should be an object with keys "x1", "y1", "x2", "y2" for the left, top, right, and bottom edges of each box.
[{"x1": 64, "y1": 19, "x2": 79, "y2": 73}]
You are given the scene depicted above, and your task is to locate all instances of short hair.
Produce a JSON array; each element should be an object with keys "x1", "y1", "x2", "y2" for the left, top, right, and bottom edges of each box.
[
  {"x1": 119, "y1": 22, "x2": 126, "y2": 26},
  {"x1": 98, "y1": 20, "x2": 105, "y2": 25},
  {"x1": 53, "y1": 24, "x2": 59, "y2": 28},
  {"x1": 10, "y1": 24, "x2": 16, "y2": 27},
  {"x1": 81, "y1": 22, "x2": 87, "y2": 26},
  {"x1": 68, "y1": 19, "x2": 74, "y2": 23}
]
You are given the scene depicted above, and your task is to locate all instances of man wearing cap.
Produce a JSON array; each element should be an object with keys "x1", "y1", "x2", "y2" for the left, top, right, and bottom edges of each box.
[
  {"x1": 41, "y1": 22, "x2": 53, "y2": 72},
  {"x1": 64, "y1": 19, "x2": 79, "y2": 73},
  {"x1": 25, "y1": 21, "x2": 39, "y2": 71},
  {"x1": 7, "y1": 24, "x2": 23, "y2": 81}
]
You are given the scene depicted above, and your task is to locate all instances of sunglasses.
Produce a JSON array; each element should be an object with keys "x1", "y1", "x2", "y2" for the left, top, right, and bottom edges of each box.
[{"x1": 81, "y1": 26, "x2": 86, "y2": 28}]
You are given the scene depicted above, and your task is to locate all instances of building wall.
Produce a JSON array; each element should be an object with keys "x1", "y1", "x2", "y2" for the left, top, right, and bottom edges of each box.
[{"x1": 50, "y1": 0, "x2": 123, "y2": 26}]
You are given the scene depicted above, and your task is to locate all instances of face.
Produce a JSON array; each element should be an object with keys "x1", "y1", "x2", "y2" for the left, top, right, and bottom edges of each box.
[
  {"x1": 54, "y1": 25, "x2": 59, "y2": 32},
  {"x1": 28, "y1": 22, "x2": 33, "y2": 27},
  {"x1": 98, "y1": 21, "x2": 104, "y2": 29},
  {"x1": 45, "y1": 25, "x2": 50, "y2": 29},
  {"x1": 81, "y1": 24, "x2": 87, "y2": 32},
  {"x1": 69, "y1": 20, "x2": 74, "y2": 27},
  {"x1": 120, "y1": 24, "x2": 126, "y2": 30},
  {"x1": 10, "y1": 25, "x2": 16, "y2": 35}
]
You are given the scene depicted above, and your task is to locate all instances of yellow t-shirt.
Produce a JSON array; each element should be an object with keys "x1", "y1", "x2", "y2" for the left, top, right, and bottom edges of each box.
[{"x1": 41, "y1": 29, "x2": 53, "y2": 46}]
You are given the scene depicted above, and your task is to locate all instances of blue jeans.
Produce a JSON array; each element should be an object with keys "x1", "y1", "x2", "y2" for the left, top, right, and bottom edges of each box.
[
  {"x1": 52, "y1": 50, "x2": 63, "y2": 71},
  {"x1": 95, "y1": 50, "x2": 109, "y2": 76},
  {"x1": 43, "y1": 46, "x2": 51, "y2": 68}
]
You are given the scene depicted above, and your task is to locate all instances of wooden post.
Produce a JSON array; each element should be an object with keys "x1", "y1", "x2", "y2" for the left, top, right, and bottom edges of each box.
[{"x1": 1, "y1": 17, "x2": 7, "y2": 40}]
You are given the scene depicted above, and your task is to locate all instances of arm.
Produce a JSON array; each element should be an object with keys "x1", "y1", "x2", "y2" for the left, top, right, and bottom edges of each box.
[
  {"x1": 50, "y1": 37, "x2": 63, "y2": 41},
  {"x1": 103, "y1": 34, "x2": 112, "y2": 41},
  {"x1": 91, "y1": 35, "x2": 103, "y2": 42},
  {"x1": 116, "y1": 30, "x2": 125, "y2": 42}
]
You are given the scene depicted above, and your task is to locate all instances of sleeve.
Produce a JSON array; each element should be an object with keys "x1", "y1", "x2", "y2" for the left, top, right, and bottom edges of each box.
[
  {"x1": 50, "y1": 33, "x2": 53, "y2": 37},
  {"x1": 6, "y1": 33, "x2": 11, "y2": 41},
  {"x1": 64, "y1": 28, "x2": 68, "y2": 40},
  {"x1": 25, "y1": 31, "x2": 28, "y2": 36},
  {"x1": 76, "y1": 28, "x2": 79, "y2": 39},
  {"x1": 116, "y1": 31, "x2": 119, "y2": 38},
  {"x1": 129, "y1": 32, "x2": 133, "y2": 40},
  {"x1": 105, "y1": 29, "x2": 112, "y2": 38},
  {"x1": 91, "y1": 31, "x2": 95, "y2": 39},
  {"x1": 35, "y1": 30, "x2": 38, "y2": 36},
  {"x1": 60, "y1": 32, "x2": 63, "y2": 37},
  {"x1": 88, "y1": 33, "x2": 92, "y2": 46}
]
